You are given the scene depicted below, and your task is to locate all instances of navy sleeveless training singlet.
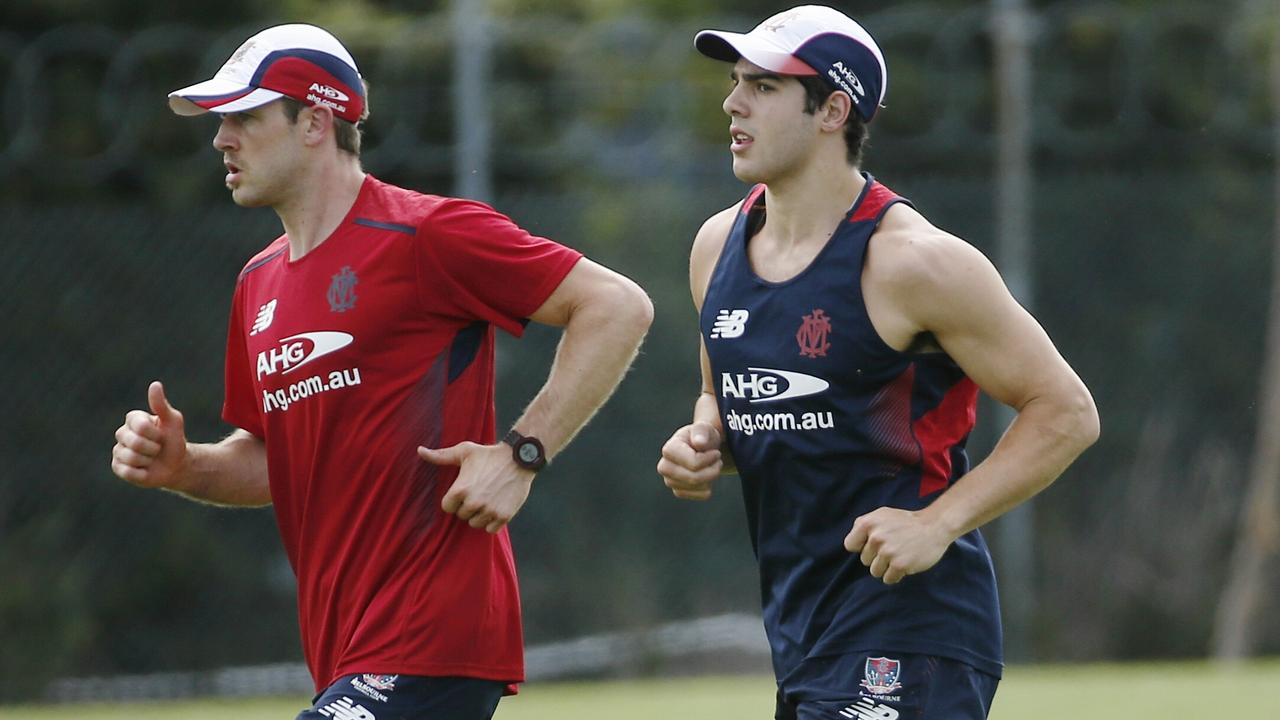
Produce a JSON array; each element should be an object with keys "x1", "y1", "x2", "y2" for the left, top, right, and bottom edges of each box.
[{"x1": 700, "y1": 175, "x2": 1004, "y2": 692}]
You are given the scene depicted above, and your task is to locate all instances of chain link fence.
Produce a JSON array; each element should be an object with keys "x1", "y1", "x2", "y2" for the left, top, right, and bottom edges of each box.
[{"x1": 3, "y1": 0, "x2": 1278, "y2": 703}]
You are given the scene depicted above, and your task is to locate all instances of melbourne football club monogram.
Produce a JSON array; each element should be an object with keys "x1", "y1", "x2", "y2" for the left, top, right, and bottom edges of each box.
[
  {"x1": 710, "y1": 308, "x2": 750, "y2": 339},
  {"x1": 762, "y1": 10, "x2": 800, "y2": 32},
  {"x1": 797, "y1": 309, "x2": 832, "y2": 358},
  {"x1": 328, "y1": 266, "x2": 358, "y2": 312},
  {"x1": 250, "y1": 298, "x2": 277, "y2": 336}
]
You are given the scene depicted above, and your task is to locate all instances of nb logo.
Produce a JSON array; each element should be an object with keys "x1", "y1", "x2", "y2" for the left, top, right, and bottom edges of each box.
[
  {"x1": 317, "y1": 697, "x2": 376, "y2": 720},
  {"x1": 250, "y1": 299, "x2": 277, "y2": 336},
  {"x1": 710, "y1": 309, "x2": 750, "y2": 339},
  {"x1": 839, "y1": 697, "x2": 900, "y2": 720}
]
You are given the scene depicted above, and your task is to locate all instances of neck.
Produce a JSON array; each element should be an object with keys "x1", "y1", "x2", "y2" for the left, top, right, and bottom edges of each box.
[
  {"x1": 276, "y1": 156, "x2": 366, "y2": 260},
  {"x1": 760, "y1": 152, "x2": 865, "y2": 249}
]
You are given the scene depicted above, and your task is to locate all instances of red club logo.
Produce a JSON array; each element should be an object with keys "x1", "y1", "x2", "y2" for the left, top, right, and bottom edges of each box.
[{"x1": 796, "y1": 309, "x2": 832, "y2": 358}]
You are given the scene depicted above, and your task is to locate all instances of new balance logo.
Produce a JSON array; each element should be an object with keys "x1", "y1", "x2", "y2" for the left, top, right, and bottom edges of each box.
[
  {"x1": 710, "y1": 309, "x2": 750, "y2": 339},
  {"x1": 838, "y1": 697, "x2": 899, "y2": 720},
  {"x1": 317, "y1": 697, "x2": 376, "y2": 720},
  {"x1": 250, "y1": 299, "x2": 277, "y2": 336}
]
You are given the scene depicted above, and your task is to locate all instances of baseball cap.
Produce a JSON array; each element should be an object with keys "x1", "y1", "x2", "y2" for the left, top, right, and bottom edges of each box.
[
  {"x1": 168, "y1": 24, "x2": 364, "y2": 123},
  {"x1": 695, "y1": 5, "x2": 887, "y2": 122}
]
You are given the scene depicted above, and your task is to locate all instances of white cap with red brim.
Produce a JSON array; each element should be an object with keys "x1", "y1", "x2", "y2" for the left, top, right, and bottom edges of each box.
[{"x1": 168, "y1": 24, "x2": 364, "y2": 123}]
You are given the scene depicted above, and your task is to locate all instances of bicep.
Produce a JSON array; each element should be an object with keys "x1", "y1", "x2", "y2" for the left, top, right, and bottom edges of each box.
[
  {"x1": 923, "y1": 247, "x2": 1081, "y2": 411},
  {"x1": 526, "y1": 258, "x2": 636, "y2": 328}
]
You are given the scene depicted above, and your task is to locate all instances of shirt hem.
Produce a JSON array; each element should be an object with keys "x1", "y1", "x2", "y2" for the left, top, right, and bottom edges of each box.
[{"x1": 327, "y1": 661, "x2": 524, "y2": 691}]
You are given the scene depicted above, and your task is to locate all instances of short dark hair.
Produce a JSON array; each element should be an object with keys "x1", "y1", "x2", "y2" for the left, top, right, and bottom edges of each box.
[
  {"x1": 796, "y1": 75, "x2": 868, "y2": 167},
  {"x1": 280, "y1": 78, "x2": 370, "y2": 156}
]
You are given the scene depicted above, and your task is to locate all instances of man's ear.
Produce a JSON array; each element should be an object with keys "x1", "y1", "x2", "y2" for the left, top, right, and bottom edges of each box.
[
  {"x1": 819, "y1": 91, "x2": 853, "y2": 135},
  {"x1": 299, "y1": 104, "x2": 335, "y2": 148}
]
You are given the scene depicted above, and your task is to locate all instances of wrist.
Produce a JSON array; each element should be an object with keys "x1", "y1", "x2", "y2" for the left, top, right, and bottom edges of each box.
[{"x1": 502, "y1": 429, "x2": 547, "y2": 472}]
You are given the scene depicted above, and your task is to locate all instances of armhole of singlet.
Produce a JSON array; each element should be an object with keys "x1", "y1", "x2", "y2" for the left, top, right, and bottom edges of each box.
[
  {"x1": 703, "y1": 185, "x2": 764, "y2": 298},
  {"x1": 853, "y1": 196, "x2": 922, "y2": 360}
]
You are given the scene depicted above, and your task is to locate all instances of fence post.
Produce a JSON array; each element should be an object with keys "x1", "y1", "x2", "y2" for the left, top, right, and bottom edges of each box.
[
  {"x1": 1212, "y1": 1, "x2": 1280, "y2": 662},
  {"x1": 991, "y1": 0, "x2": 1035, "y2": 663},
  {"x1": 452, "y1": 0, "x2": 493, "y2": 202}
]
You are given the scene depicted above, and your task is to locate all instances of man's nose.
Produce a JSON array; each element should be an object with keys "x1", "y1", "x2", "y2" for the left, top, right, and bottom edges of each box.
[{"x1": 212, "y1": 118, "x2": 236, "y2": 152}]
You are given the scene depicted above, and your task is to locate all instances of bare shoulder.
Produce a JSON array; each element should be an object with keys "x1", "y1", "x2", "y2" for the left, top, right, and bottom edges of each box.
[
  {"x1": 871, "y1": 203, "x2": 1003, "y2": 297},
  {"x1": 865, "y1": 203, "x2": 1009, "y2": 341},
  {"x1": 690, "y1": 202, "x2": 743, "y2": 309},
  {"x1": 870, "y1": 203, "x2": 993, "y2": 284}
]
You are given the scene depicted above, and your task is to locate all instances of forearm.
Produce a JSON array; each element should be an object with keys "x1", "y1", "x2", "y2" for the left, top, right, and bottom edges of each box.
[
  {"x1": 514, "y1": 284, "x2": 652, "y2": 459},
  {"x1": 925, "y1": 392, "x2": 1098, "y2": 539},
  {"x1": 169, "y1": 430, "x2": 271, "y2": 507}
]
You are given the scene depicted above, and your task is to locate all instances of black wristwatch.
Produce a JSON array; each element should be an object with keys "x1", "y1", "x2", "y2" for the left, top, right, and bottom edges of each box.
[{"x1": 503, "y1": 429, "x2": 547, "y2": 472}]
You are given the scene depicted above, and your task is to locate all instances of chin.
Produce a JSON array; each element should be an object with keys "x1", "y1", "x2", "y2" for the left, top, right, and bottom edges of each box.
[
  {"x1": 229, "y1": 187, "x2": 269, "y2": 208},
  {"x1": 731, "y1": 160, "x2": 767, "y2": 185}
]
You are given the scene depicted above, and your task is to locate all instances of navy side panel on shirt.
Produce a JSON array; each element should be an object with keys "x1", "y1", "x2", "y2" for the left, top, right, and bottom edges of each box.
[{"x1": 700, "y1": 175, "x2": 1003, "y2": 695}]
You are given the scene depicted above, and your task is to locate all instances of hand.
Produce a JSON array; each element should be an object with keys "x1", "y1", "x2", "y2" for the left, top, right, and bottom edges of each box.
[
  {"x1": 656, "y1": 422, "x2": 722, "y2": 501},
  {"x1": 111, "y1": 381, "x2": 189, "y2": 490},
  {"x1": 418, "y1": 442, "x2": 534, "y2": 534},
  {"x1": 844, "y1": 507, "x2": 953, "y2": 585}
]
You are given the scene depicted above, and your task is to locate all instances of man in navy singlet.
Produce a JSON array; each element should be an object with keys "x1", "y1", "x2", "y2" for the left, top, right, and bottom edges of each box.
[{"x1": 657, "y1": 7, "x2": 1099, "y2": 719}]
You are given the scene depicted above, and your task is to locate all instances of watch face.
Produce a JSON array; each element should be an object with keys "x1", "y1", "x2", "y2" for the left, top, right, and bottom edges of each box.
[{"x1": 517, "y1": 443, "x2": 540, "y2": 464}]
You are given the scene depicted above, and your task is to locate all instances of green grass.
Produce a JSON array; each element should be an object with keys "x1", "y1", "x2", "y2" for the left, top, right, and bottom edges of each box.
[{"x1": 2, "y1": 660, "x2": 1277, "y2": 719}]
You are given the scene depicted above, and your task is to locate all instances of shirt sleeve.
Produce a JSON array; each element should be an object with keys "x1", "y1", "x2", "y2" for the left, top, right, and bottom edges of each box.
[
  {"x1": 414, "y1": 198, "x2": 583, "y2": 337},
  {"x1": 222, "y1": 282, "x2": 265, "y2": 438}
]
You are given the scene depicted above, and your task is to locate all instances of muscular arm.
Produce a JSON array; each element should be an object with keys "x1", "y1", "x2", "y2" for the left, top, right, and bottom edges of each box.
[
  {"x1": 516, "y1": 258, "x2": 655, "y2": 456},
  {"x1": 112, "y1": 381, "x2": 271, "y2": 507},
  {"x1": 847, "y1": 205, "x2": 1099, "y2": 582},
  {"x1": 419, "y1": 258, "x2": 653, "y2": 532}
]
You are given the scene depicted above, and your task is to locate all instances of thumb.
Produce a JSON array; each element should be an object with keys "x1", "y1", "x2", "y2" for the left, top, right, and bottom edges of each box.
[
  {"x1": 148, "y1": 381, "x2": 179, "y2": 425},
  {"x1": 418, "y1": 444, "x2": 467, "y2": 467},
  {"x1": 689, "y1": 423, "x2": 719, "y2": 452}
]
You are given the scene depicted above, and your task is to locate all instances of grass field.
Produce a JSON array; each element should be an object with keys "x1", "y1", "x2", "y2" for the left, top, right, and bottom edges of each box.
[{"x1": 2, "y1": 660, "x2": 1277, "y2": 719}]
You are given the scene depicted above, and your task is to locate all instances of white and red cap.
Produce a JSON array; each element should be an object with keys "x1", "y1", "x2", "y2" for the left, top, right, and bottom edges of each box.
[
  {"x1": 168, "y1": 24, "x2": 365, "y2": 123},
  {"x1": 695, "y1": 5, "x2": 887, "y2": 122}
]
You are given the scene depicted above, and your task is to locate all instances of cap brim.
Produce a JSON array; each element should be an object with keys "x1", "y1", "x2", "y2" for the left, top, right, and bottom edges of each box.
[
  {"x1": 168, "y1": 78, "x2": 284, "y2": 116},
  {"x1": 694, "y1": 30, "x2": 817, "y2": 76}
]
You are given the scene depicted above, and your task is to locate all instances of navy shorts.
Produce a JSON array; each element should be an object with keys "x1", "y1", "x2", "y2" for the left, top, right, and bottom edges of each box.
[
  {"x1": 296, "y1": 674, "x2": 507, "y2": 720},
  {"x1": 775, "y1": 652, "x2": 1000, "y2": 720}
]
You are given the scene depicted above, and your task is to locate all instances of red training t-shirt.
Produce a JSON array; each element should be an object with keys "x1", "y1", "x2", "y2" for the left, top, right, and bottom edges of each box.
[{"x1": 222, "y1": 175, "x2": 582, "y2": 692}]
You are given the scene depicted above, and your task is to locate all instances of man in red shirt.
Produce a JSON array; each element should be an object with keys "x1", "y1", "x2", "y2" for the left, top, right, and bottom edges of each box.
[{"x1": 110, "y1": 23, "x2": 653, "y2": 719}]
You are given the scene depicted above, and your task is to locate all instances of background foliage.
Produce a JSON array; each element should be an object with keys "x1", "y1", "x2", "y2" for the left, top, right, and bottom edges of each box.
[{"x1": 2, "y1": 0, "x2": 1277, "y2": 703}]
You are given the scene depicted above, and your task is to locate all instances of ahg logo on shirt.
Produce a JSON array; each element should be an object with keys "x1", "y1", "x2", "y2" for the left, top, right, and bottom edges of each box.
[{"x1": 721, "y1": 367, "x2": 829, "y2": 403}]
